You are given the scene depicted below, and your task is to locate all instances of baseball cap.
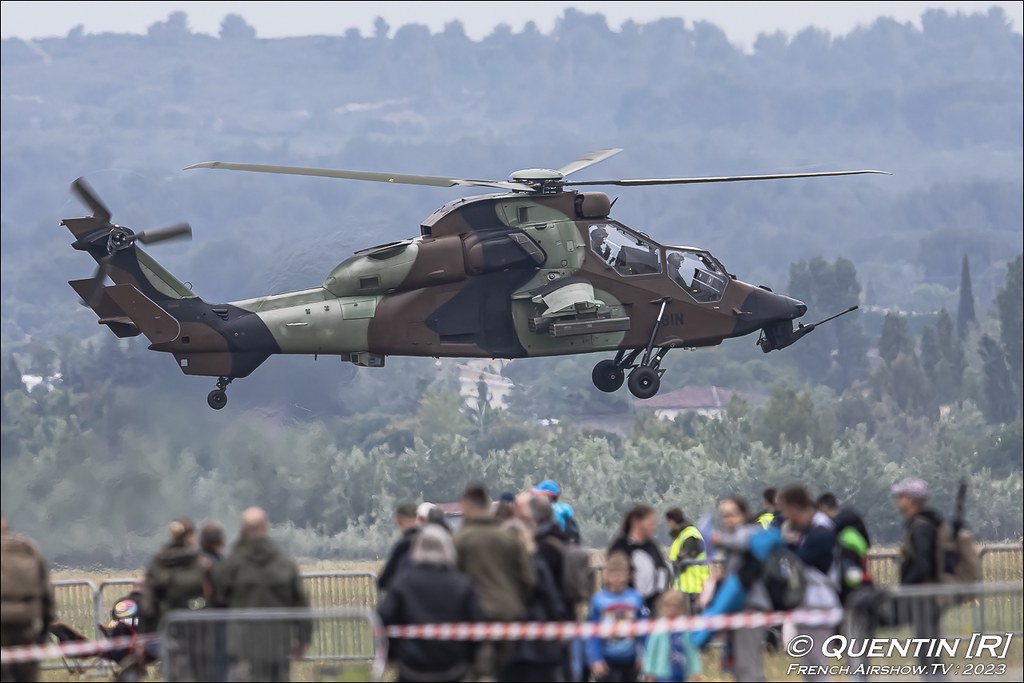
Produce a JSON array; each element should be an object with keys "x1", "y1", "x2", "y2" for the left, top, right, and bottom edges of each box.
[
  {"x1": 416, "y1": 502, "x2": 437, "y2": 520},
  {"x1": 891, "y1": 478, "x2": 929, "y2": 500},
  {"x1": 531, "y1": 479, "x2": 561, "y2": 497}
]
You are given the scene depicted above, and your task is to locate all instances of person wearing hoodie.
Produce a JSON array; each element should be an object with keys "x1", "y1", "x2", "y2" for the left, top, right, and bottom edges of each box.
[{"x1": 214, "y1": 507, "x2": 311, "y2": 682}]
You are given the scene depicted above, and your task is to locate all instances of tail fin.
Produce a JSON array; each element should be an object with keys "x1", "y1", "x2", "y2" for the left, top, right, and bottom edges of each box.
[{"x1": 63, "y1": 177, "x2": 196, "y2": 337}]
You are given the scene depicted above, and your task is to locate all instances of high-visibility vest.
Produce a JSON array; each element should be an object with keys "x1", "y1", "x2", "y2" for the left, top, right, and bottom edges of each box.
[
  {"x1": 669, "y1": 526, "x2": 709, "y2": 594},
  {"x1": 757, "y1": 512, "x2": 775, "y2": 529}
]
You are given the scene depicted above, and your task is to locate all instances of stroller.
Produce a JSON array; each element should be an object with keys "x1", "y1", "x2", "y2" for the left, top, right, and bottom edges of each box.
[{"x1": 48, "y1": 592, "x2": 158, "y2": 681}]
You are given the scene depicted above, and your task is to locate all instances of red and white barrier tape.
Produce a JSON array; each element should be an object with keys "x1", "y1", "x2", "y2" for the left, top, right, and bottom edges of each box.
[
  {"x1": 384, "y1": 607, "x2": 844, "y2": 640},
  {"x1": 0, "y1": 634, "x2": 157, "y2": 664},
  {"x1": 1, "y1": 608, "x2": 843, "y2": 662}
]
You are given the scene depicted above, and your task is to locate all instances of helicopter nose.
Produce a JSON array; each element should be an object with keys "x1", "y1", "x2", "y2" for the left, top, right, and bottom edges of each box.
[{"x1": 733, "y1": 288, "x2": 808, "y2": 335}]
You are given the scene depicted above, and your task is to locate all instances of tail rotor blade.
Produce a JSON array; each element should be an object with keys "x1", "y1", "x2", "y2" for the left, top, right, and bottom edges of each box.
[
  {"x1": 71, "y1": 177, "x2": 112, "y2": 224},
  {"x1": 134, "y1": 222, "x2": 192, "y2": 245},
  {"x1": 85, "y1": 256, "x2": 114, "y2": 308}
]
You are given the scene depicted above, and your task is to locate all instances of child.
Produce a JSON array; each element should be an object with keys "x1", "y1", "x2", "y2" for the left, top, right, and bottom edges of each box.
[
  {"x1": 642, "y1": 590, "x2": 702, "y2": 682},
  {"x1": 587, "y1": 552, "x2": 648, "y2": 682}
]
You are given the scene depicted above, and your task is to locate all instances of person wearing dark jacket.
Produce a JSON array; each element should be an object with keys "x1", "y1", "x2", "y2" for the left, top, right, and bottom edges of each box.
[
  {"x1": 608, "y1": 505, "x2": 670, "y2": 612},
  {"x1": 141, "y1": 518, "x2": 209, "y2": 633},
  {"x1": 198, "y1": 520, "x2": 229, "y2": 681},
  {"x1": 378, "y1": 524, "x2": 485, "y2": 682},
  {"x1": 817, "y1": 493, "x2": 871, "y2": 548},
  {"x1": 530, "y1": 496, "x2": 568, "y2": 609},
  {"x1": 778, "y1": 486, "x2": 840, "y2": 682},
  {"x1": 140, "y1": 517, "x2": 210, "y2": 681},
  {"x1": 214, "y1": 507, "x2": 311, "y2": 682},
  {"x1": 892, "y1": 478, "x2": 945, "y2": 680},
  {"x1": 378, "y1": 503, "x2": 421, "y2": 593}
]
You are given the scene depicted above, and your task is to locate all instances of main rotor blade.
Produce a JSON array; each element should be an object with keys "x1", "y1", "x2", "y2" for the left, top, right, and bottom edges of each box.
[
  {"x1": 71, "y1": 177, "x2": 112, "y2": 224},
  {"x1": 186, "y1": 161, "x2": 533, "y2": 192},
  {"x1": 563, "y1": 169, "x2": 891, "y2": 187},
  {"x1": 135, "y1": 222, "x2": 193, "y2": 245},
  {"x1": 557, "y1": 148, "x2": 623, "y2": 177}
]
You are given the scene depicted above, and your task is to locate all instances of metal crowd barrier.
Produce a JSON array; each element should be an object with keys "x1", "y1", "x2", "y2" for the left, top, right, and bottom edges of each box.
[
  {"x1": 97, "y1": 577, "x2": 139, "y2": 624},
  {"x1": 844, "y1": 580, "x2": 1024, "y2": 679},
  {"x1": 159, "y1": 607, "x2": 386, "y2": 682},
  {"x1": 302, "y1": 570, "x2": 377, "y2": 610},
  {"x1": 51, "y1": 579, "x2": 102, "y2": 638}
]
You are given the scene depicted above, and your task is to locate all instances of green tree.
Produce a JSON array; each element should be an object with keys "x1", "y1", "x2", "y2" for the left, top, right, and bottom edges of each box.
[
  {"x1": 995, "y1": 255, "x2": 1023, "y2": 406},
  {"x1": 878, "y1": 312, "x2": 912, "y2": 364},
  {"x1": 787, "y1": 257, "x2": 868, "y2": 390},
  {"x1": 956, "y1": 255, "x2": 976, "y2": 340},
  {"x1": 219, "y1": 14, "x2": 257, "y2": 41},
  {"x1": 920, "y1": 310, "x2": 966, "y2": 406},
  {"x1": 979, "y1": 334, "x2": 1017, "y2": 424}
]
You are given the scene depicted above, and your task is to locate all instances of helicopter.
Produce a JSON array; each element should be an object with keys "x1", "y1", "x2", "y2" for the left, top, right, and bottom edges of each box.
[{"x1": 64, "y1": 149, "x2": 885, "y2": 409}]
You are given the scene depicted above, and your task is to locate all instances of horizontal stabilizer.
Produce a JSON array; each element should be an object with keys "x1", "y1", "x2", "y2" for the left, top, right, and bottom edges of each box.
[
  {"x1": 70, "y1": 279, "x2": 123, "y2": 318},
  {"x1": 103, "y1": 284, "x2": 180, "y2": 344}
]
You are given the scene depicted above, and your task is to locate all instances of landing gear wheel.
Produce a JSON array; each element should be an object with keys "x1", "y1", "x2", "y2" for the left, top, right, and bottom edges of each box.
[
  {"x1": 627, "y1": 366, "x2": 661, "y2": 399},
  {"x1": 592, "y1": 360, "x2": 625, "y2": 392},
  {"x1": 207, "y1": 389, "x2": 228, "y2": 410}
]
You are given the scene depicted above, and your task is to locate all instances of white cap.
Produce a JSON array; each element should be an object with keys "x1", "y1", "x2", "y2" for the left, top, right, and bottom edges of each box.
[{"x1": 417, "y1": 502, "x2": 437, "y2": 520}]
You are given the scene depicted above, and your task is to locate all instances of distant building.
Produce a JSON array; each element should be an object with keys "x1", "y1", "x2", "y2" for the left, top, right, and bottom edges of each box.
[{"x1": 633, "y1": 385, "x2": 764, "y2": 420}]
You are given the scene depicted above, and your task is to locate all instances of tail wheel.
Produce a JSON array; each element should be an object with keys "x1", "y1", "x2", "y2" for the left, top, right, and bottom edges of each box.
[
  {"x1": 207, "y1": 390, "x2": 228, "y2": 410},
  {"x1": 627, "y1": 366, "x2": 661, "y2": 399}
]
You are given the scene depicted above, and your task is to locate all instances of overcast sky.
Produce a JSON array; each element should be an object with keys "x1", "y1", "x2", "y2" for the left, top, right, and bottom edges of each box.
[{"x1": 2, "y1": 1, "x2": 1021, "y2": 49}]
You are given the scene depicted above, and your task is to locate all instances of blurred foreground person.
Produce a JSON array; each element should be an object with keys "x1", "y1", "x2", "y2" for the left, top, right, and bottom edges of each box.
[
  {"x1": 140, "y1": 517, "x2": 210, "y2": 680},
  {"x1": 608, "y1": 505, "x2": 670, "y2": 612},
  {"x1": 892, "y1": 478, "x2": 946, "y2": 680},
  {"x1": 0, "y1": 516, "x2": 54, "y2": 683},
  {"x1": 586, "y1": 552, "x2": 647, "y2": 683},
  {"x1": 778, "y1": 485, "x2": 841, "y2": 682},
  {"x1": 641, "y1": 590, "x2": 701, "y2": 682},
  {"x1": 456, "y1": 483, "x2": 535, "y2": 679},
  {"x1": 378, "y1": 524, "x2": 485, "y2": 683},
  {"x1": 378, "y1": 502, "x2": 421, "y2": 593},
  {"x1": 215, "y1": 507, "x2": 311, "y2": 682},
  {"x1": 664, "y1": 508, "x2": 708, "y2": 615},
  {"x1": 502, "y1": 518, "x2": 564, "y2": 681},
  {"x1": 702, "y1": 497, "x2": 767, "y2": 682}
]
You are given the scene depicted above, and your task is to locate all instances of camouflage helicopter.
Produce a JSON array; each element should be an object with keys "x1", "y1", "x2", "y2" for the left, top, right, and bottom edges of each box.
[{"x1": 65, "y1": 149, "x2": 884, "y2": 409}]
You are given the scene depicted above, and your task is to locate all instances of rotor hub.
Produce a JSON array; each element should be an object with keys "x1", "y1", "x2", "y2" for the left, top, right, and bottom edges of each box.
[
  {"x1": 107, "y1": 226, "x2": 135, "y2": 251},
  {"x1": 509, "y1": 168, "x2": 565, "y2": 183}
]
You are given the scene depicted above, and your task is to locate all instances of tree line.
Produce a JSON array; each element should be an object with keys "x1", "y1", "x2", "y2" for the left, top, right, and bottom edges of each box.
[{"x1": 1, "y1": 255, "x2": 1019, "y2": 567}]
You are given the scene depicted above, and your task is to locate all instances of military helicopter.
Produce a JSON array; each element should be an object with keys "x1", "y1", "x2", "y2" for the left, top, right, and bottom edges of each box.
[{"x1": 64, "y1": 149, "x2": 884, "y2": 409}]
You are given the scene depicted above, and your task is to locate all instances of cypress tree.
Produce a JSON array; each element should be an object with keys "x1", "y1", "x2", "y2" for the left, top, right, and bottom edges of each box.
[{"x1": 956, "y1": 255, "x2": 976, "y2": 340}]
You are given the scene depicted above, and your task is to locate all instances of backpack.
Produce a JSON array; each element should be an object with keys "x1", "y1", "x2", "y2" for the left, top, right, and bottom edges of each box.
[
  {"x1": 836, "y1": 526, "x2": 872, "y2": 606},
  {"x1": 562, "y1": 514, "x2": 582, "y2": 545},
  {"x1": 0, "y1": 534, "x2": 44, "y2": 627},
  {"x1": 553, "y1": 502, "x2": 581, "y2": 544},
  {"x1": 761, "y1": 546, "x2": 807, "y2": 611},
  {"x1": 935, "y1": 480, "x2": 983, "y2": 586},
  {"x1": 562, "y1": 544, "x2": 596, "y2": 604}
]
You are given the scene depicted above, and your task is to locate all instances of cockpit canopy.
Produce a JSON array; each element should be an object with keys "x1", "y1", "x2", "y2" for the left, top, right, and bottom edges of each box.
[
  {"x1": 586, "y1": 223, "x2": 727, "y2": 303},
  {"x1": 665, "y1": 247, "x2": 727, "y2": 303}
]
